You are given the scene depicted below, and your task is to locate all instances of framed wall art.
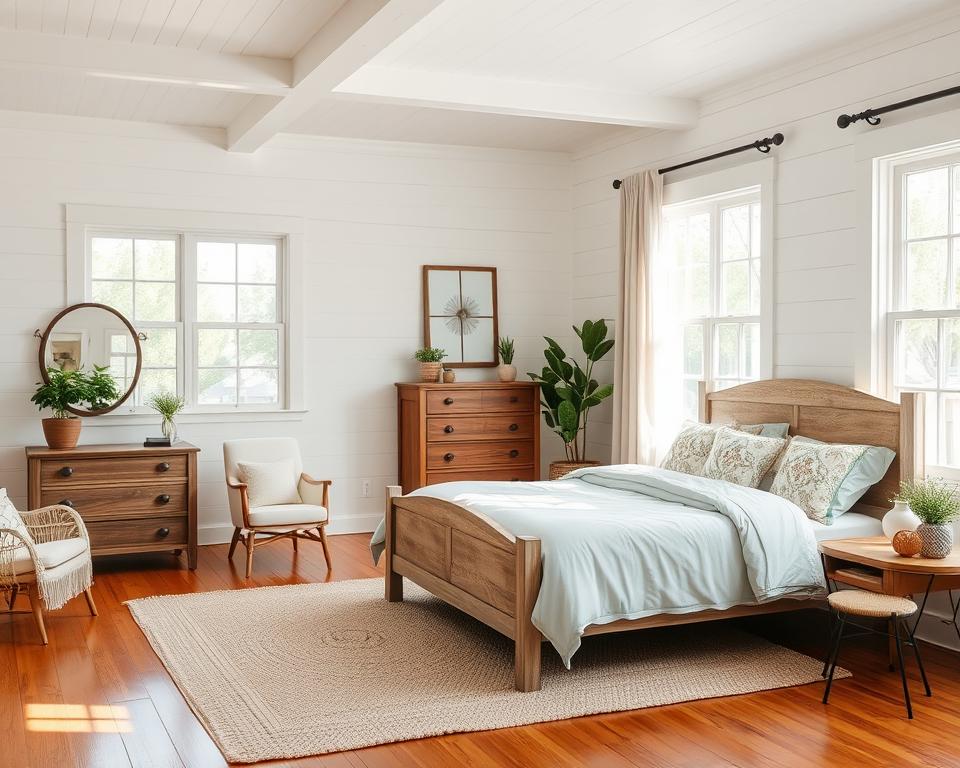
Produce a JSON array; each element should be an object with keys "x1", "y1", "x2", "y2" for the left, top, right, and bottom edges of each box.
[{"x1": 422, "y1": 265, "x2": 498, "y2": 367}]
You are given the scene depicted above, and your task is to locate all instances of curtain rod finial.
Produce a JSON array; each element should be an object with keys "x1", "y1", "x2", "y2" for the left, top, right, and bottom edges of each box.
[{"x1": 612, "y1": 179, "x2": 622, "y2": 190}]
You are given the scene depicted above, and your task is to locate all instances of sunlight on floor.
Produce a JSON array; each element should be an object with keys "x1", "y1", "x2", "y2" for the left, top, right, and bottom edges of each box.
[{"x1": 25, "y1": 703, "x2": 132, "y2": 733}]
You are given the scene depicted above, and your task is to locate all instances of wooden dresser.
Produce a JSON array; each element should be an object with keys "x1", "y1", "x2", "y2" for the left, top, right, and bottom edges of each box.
[
  {"x1": 26, "y1": 442, "x2": 199, "y2": 569},
  {"x1": 395, "y1": 382, "x2": 540, "y2": 493}
]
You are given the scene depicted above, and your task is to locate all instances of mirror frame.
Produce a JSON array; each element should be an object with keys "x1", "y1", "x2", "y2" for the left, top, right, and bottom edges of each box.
[{"x1": 38, "y1": 302, "x2": 143, "y2": 416}]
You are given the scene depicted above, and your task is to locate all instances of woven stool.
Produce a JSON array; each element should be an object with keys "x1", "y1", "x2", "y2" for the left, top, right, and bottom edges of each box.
[{"x1": 823, "y1": 589, "x2": 931, "y2": 718}]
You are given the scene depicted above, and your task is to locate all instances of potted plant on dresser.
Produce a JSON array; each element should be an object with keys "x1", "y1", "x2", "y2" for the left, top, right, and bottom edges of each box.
[
  {"x1": 894, "y1": 478, "x2": 960, "y2": 558},
  {"x1": 31, "y1": 366, "x2": 120, "y2": 449},
  {"x1": 528, "y1": 319, "x2": 614, "y2": 479},
  {"x1": 414, "y1": 347, "x2": 446, "y2": 382}
]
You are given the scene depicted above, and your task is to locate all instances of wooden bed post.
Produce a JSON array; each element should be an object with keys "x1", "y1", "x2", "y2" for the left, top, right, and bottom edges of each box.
[
  {"x1": 514, "y1": 535, "x2": 542, "y2": 692},
  {"x1": 385, "y1": 485, "x2": 403, "y2": 602},
  {"x1": 899, "y1": 391, "x2": 924, "y2": 483}
]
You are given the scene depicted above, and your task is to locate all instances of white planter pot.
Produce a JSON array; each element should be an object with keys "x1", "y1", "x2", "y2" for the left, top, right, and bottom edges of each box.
[
  {"x1": 917, "y1": 523, "x2": 954, "y2": 559},
  {"x1": 497, "y1": 364, "x2": 517, "y2": 382},
  {"x1": 881, "y1": 500, "x2": 921, "y2": 540}
]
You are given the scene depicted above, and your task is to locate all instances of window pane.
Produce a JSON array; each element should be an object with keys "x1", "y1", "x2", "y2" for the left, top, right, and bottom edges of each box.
[
  {"x1": 682, "y1": 380, "x2": 699, "y2": 420},
  {"x1": 134, "y1": 239, "x2": 175, "y2": 280},
  {"x1": 896, "y1": 318, "x2": 938, "y2": 388},
  {"x1": 238, "y1": 285, "x2": 276, "y2": 323},
  {"x1": 943, "y1": 394, "x2": 960, "y2": 467},
  {"x1": 198, "y1": 369, "x2": 237, "y2": 405},
  {"x1": 679, "y1": 264, "x2": 710, "y2": 318},
  {"x1": 945, "y1": 318, "x2": 960, "y2": 389},
  {"x1": 110, "y1": 332, "x2": 133, "y2": 354},
  {"x1": 91, "y1": 238, "x2": 132, "y2": 279},
  {"x1": 138, "y1": 369, "x2": 177, "y2": 404},
  {"x1": 954, "y1": 166, "x2": 960, "y2": 234},
  {"x1": 750, "y1": 203, "x2": 760, "y2": 258},
  {"x1": 142, "y1": 327, "x2": 177, "y2": 368},
  {"x1": 749, "y1": 258, "x2": 761, "y2": 315},
  {"x1": 715, "y1": 323, "x2": 739, "y2": 378},
  {"x1": 135, "y1": 281, "x2": 175, "y2": 322},
  {"x1": 905, "y1": 239, "x2": 948, "y2": 309},
  {"x1": 721, "y1": 205, "x2": 749, "y2": 261},
  {"x1": 239, "y1": 369, "x2": 278, "y2": 404},
  {"x1": 239, "y1": 329, "x2": 279, "y2": 367},
  {"x1": 742, "y1": 323, "x2": 760, "y2": 380},
  {"x1": 906, "y1": 167, "x2": 948, "y2": 239},
  {"x1": 954, "y1": 238, "x2": 960, "y2": 307},
  {"x1": 197, "y1": 283, "x2": 235, "y2": 322},
  {"x1": 683, "y1": 325, "x2": 703, "y2": 376},
  {"x1": 721, "y1": 261, "x2": 749, "y2": 316},
  {"x1": 197, "y1": 242, "x2": 236, "y2": 282},
  {"x1": 92, "y1": 280, "x2": 133, "y2": 317},
  {"x1": 237, "y1": 243, "x2": 277, "y2": 284},
  {"x1": 197, "y1": 328, "x2": 237, "y2": 367}
]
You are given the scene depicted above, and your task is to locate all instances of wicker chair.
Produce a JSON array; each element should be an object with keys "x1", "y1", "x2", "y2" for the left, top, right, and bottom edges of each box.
[{"x1": 1, "y1": 490, "x2": 96, "y2": 644}]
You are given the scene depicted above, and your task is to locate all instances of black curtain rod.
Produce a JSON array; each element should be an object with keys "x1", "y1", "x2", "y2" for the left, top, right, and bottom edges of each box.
[
  {"x1": 837, "y1": 83, "x2": 960, "y2": 128},
  {"x1": 612, "y1": 133, "x2": 784, "y2": 189}
]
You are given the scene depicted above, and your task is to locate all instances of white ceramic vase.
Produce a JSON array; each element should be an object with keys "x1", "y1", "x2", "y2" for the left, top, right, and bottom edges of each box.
[
  {"x1": 497, "y1": 364, "x2": 517, "y2": 382},
  {"x1": 881, "y1": 500, "x2": 921, "y2": 540}
]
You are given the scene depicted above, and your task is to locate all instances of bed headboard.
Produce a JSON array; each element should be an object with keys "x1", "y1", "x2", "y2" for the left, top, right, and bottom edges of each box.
[{"x1": 699, "y1": 379, "x2": 924, "y2": 513}]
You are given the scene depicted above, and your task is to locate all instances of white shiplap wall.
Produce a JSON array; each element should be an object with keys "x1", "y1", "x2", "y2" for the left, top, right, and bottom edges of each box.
[
  {"x1": 0, "y1": 113, "x2": 572, "y2": 542},
  {"x1": 570, "y1": 12, "x2": 960, "y2": 464}
]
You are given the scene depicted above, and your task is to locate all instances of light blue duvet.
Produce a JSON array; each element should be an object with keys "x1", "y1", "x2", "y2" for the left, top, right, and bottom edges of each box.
[{"x1": 370, "y1": 464, "x2": 826, "y2": 667}]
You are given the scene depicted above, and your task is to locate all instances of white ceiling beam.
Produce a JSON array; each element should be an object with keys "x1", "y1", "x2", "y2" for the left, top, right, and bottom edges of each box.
[
  {"x1": 0, "y1": 28, "x2": 291, "y2": 96},
  {"x1": 226, "y1": 0, "x2": 444, "y2": 153},
  {"x1": 334, "y1": 65, "x2": 700, "y2": 129}
]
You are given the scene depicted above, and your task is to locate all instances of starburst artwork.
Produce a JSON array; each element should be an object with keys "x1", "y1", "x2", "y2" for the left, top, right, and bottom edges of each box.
[{"x1": 423, "y1": 266, "x2": 498, "y2": 366}]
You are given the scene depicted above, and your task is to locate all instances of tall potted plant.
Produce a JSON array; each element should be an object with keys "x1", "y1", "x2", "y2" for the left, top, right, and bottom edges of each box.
[
  {"x1": 894, "y1": 478, "x2": 960, "y2": 558},
  {"x1": 31, "y1": 366, "x2": 120, "y2": 449},
  {"x1": 528, "y1": 319, "x2": 614, "y2": 479}
]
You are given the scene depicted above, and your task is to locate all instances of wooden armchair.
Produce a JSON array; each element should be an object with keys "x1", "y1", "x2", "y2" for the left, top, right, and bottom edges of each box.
[{"x1": 223, "y1": 438, "x2": 333, "y2": 578}]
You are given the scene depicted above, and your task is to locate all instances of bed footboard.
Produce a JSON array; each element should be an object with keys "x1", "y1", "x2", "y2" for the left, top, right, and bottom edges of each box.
[{"x1": 384, "y1": 485, "x2": 543, "y2": 691}]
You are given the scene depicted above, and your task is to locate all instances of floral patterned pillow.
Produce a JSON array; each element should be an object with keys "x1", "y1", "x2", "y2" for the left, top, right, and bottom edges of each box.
[
  {"x1": 660, "y1": 422, "x2": 763, "y2": 476},
  {"x1": 769, "y1": 440, "x2": 867, "y2": 524},
  {"x1": 703, "y1": 427, "x2": 787, "y2": 488}
]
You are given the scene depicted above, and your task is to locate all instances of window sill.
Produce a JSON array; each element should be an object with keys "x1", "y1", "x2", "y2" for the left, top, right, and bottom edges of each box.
[{"x1": 81, "y1": 409, "x2": 308, "y2": 427}]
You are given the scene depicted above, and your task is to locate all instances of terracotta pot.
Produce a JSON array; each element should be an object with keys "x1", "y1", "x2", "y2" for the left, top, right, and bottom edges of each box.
[
  {"x1": 497, "y1": 364, "x2": 517, "y2": 382},
  {"x1": 42, "y1": 417, "x2": 82, "y2": 450},
  {"x1": 549, "y1": 459, "x2": 601, "y2": 480},
  {"x1": 419, "y1": 361, "x2": 443, "y2": 383}
]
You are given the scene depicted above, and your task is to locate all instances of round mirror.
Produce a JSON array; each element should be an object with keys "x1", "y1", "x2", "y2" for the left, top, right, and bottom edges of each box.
[{"x1": 38, "y1": 303, "x2": 142, "y2": 416}]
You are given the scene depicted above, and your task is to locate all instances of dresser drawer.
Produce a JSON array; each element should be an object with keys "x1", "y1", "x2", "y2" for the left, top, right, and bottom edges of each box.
[
  {"x1": 39, "y1": 454, "x2": 187, "y2": 486},
  {"x1": 425, "y1": 389, "x2": 483, "y2": 414},
  {"x1": 40, "y1": 483, "x2": 188, "y2": 518},
  {"x1": 426, "y1": 441, "x2": 535, "y2": 470},
  {"x1": 481, "y1": 387, "x2": 535, "y2": 412},
  {"x1": 427, "y1": 415, "x2": 535, "y2": 442},
  {"x1": 426, "y1": 467, "x2": 538, "y2": 484},
  {"x1": 86, "y1": 514, "x2": 188, "y2": 551}
]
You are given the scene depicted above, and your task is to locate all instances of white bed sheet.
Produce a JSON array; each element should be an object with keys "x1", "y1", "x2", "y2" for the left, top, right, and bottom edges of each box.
[{"x1": 808, "y1": 511, "x2": 882, "y2": 541}]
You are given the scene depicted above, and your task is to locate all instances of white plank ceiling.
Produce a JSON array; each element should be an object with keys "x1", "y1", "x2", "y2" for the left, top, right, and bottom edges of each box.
[{"x1": 0, "y1": 0, "x2": 955, "y2": 151}]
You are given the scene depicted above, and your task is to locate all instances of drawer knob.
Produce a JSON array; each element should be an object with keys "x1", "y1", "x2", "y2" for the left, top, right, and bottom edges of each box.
[
  {"x1": 58, "y1": 466, "x2": 74, "y2": 477},
  {"x1": 511, "y1": 477, "x2": 520, "y2": 482},
  {"x1": 510, "y1": 396, "x2": 519, "y2": 403},
  {"x1": 443, "y1": 425, "x2": 454, "y2": 434},
  {"x1": 157, "y1": 462, "x2": 171, "y2": 472},
  {"x1": 508, "y1": 423, "x2": 519, "y2": 432},
  {"x1": 509, "y1": 449, "x2": 520, "y2": 458},
  {"x1": 443, "y1": 452, "x2": 455, "y2": 462},
  {"x1": 157, "y1": 527, "x2": 170, "y2": 538},
  {"x1": 156, "y1": 494, "x2": 171, "y2": 505},
  {"x1": 58, "y1": 498, "x2": 74, "y2": 508},
  {"x1": 443, "y1": 397, "x2": 454, "y2": 405}
]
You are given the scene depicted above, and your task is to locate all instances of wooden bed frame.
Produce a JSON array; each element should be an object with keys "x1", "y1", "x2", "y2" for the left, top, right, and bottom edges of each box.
[{"x1": 383, "y1": 379, "x2": 925, "y2": 692}]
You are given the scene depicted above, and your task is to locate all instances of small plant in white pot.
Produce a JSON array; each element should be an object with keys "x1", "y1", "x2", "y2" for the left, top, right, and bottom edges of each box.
[
  {"x1": 894, "y1": 478, "x2": 960, "y2": 558},
  {"x1": 497, "y1": 336, "x2": 517, "y2": 382},
  {"x1": 414, "y1": 347, "x2": 446, "y2": 382}
]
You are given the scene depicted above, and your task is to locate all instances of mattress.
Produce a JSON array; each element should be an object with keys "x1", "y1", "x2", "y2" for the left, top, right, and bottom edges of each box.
[{"x1": 808, "y1": 511, "x2": 882, "y2": 541}]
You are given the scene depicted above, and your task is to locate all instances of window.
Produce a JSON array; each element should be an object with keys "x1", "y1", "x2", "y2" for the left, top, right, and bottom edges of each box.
[
  {"x1": 662, "y1": 189, "x2": 762, "y2": 419},
  {"x1": 87, "y1": 231, "x2": 285, "y2": 410},
  {"x1": 886, "y1": 154, "x2": 960, "y2": 470}
]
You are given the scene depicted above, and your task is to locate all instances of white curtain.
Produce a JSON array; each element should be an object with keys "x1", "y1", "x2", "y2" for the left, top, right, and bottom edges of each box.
[{"x1": 611, "y1": 170, "x2": 676, "y2": 465}]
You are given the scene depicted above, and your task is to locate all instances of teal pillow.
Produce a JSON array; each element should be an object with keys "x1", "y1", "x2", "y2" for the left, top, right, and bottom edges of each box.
[
  {"x1": 749, "y1": 422, "x2": 790, "y2": 439},
  {"x1": 791, "y1": 436, "x2": 895, "y2": 519}
]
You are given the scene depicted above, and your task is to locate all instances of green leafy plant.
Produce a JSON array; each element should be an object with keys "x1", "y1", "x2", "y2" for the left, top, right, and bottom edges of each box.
[
  {"x1": 498, "y1": 336, "x2": 515, "y2": 365},
  {"x1": 414, "y1": 347, "x2": 447, "y2": 363},
  {"x1": 31, "y1": 366, "x2": 120, "y2": 419},
  {"x1": 527, "y1": 319, "x2": 614, "y2": 462},
  {"x1": 894, "y1": 478, "x2": 960, "y2": 526},
  {"x1": 147, "y1": 391, "x2": 185, "y2": 420}
]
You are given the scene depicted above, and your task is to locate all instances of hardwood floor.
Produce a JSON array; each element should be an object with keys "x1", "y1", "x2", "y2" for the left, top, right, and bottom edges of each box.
[{"x1": 4, "y1": 534, "x2": 960, "y2": 768}]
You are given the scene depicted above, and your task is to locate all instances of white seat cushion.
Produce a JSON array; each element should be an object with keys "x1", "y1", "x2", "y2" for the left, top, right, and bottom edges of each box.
[
  {"x1": 247, "y1": 503, "x2": 327, "y2": 528},
  {"x1": 9, "y1": 537, "x2": 88, "y2": 576}
]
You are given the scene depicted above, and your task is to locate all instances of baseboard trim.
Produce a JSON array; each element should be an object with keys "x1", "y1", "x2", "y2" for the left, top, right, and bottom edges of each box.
[{"x1": 198, "y1": 514, "x2": 380, "y2": 546}]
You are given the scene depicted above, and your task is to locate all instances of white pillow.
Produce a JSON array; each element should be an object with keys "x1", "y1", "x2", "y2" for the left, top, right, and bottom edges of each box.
[
  {"x1": 237, "y1": 459, "x2": 302, "y2": 508},
  {"x1": 703, "y1": 427, "x2": 787, "y2": 488},
  {"x1": 0, "y1": 488, "x2": 30, "y2": 549}
]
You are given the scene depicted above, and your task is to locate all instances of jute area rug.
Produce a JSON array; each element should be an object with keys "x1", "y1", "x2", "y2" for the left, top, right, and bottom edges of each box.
[{"x1": 127, "y1": 578, "x2": 844, "y2": 764}]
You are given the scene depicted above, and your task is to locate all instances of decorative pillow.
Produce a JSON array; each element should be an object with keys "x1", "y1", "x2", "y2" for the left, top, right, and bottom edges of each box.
[
  {"x1": 703, "y1": 427, "x2": 787, "y2": 488},
  {"x1": 789, "y1": 437, "x2": 895, "y2": 519},
  {"x1": 660, "y1": 422, "x2": 763, "y2": 476},
  {"x1": 769, "y1": 440, "x2": 868, "y2": 524},
  {"x1": 753, "y1": 422, "x2": 790, "y2": 439},
  {"x1": 0, "y1": 488, "x2": 30, "y2": 550},
  {"x1": 237, "y1": 459, "x2": 302, "y2": 509},
  {"x1": 758, "y1": 436, "x2": 792, "y2": 492}
]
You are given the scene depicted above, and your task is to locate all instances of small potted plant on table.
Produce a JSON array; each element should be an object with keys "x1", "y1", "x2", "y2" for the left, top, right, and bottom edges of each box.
[
  {"x1": 148, "y1": 391, "x2": 185, "y2": 444},
  {"x1": 31, "y1": 366, "x2": 120, "y2": 449},
  {"x1": 414, "y1": 347, "x2": 446, "y2": 382},
  {"x1": 894, "y1": 479, "x2": 960, "y2": 558},
  {"x1": 497, "y1": 336, "x2": 517, "y2": 382}
]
